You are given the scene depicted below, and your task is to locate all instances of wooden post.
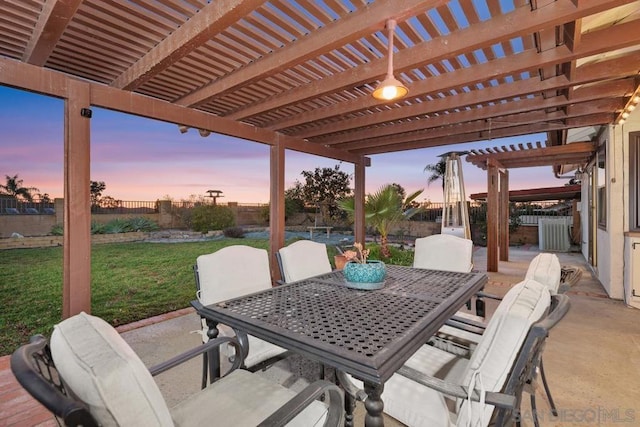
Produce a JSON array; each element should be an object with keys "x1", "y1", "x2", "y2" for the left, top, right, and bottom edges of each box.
[
  {"x1": 354, "y1": 159, "x2": 366, "y2": 245},
  {"x1": 486, "y1": 159, "x2": 499, "y2": 272},
  {"x1": 499, "y1": 168, "x2": 509, "y2": 261},
  {"x1": 269, "y1": 141, "x2": 286, "y2": 284},
  {"x1": 63, "y1": 80, "x2": 92, "y2": 317}
]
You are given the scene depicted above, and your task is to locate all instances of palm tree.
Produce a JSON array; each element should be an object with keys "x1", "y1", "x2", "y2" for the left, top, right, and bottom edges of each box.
[
  {"x1": 339, "y1": 184, "x2": 423, "y2": 258},
  {"x1": 424, "y1": 158, "x2": 447, "y2": 189},
  {"x1": 0, "y1": 174, "x2": 40, "y2": 201}
]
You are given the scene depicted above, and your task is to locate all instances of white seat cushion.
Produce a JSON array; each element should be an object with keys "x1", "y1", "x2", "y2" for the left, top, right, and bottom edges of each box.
[
  {"x1": 456, "y1": 279, "x2": 550, "y2": 427},
  {"x1": 352, "y1": 344, "x2": 469, "y2": 427},
  {"x1": 413, "y1": 235, "x2": 473, "y2": 273},
  {"x1": 171, "y1": 370, "x2": 328, "y2": 427},
  {"x1": 50, "y1": 312, "x2": 174, "y2": 426},
  {"x1": 196, "y1": 245, "x2": 287, "y2": 367},
  {"x1": 196, "y1": 246, "x2": 273, "y2": 305},
  {"x1": 278, "y1": 240, "x2": 332, "y2": 283},
  {"x1": 525, "y1": 253, "x2": 561, "y2": 295}
]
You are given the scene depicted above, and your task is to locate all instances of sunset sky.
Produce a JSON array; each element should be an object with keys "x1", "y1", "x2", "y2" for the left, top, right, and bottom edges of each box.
[{"x1": 0, "y1": 85, "x2": 566, "y2": 204}]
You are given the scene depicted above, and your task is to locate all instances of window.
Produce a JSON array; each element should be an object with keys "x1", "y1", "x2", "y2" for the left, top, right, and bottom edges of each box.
[
  {"x1": 596, "y1": 143, "x2": 606, "y2": 229},
  {"x1": 630, "y1": 132, "x2": 640, "y2": 229}
]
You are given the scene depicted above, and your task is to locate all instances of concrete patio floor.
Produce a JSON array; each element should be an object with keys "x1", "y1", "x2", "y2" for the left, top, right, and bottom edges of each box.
[{"x1": 2, "y1": 245, "x2": 639, "y2": 426}]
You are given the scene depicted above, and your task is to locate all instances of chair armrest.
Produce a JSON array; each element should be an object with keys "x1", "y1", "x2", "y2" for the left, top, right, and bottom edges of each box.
[
  {"x1": 258, "y1": 380, "x2": 344, "y2": 427},
  {"x1": 337, "y1": 366, "x2": 516, "y2": 412},
  {"x1": 149, "y1": 336, "x2": 243, "y2": 377},
  {"x1": 397, "y1": 366, "x2": 516, "y2": 409},
  {"x1": 446, "y1": 316, "x2": 487, "y2": 332},
  {"x1": 475, "y1": 290, "x2": 503, "y2": 301},
  {"x1": 335, "y1": 371, "x2": 368, "y2": 402}
]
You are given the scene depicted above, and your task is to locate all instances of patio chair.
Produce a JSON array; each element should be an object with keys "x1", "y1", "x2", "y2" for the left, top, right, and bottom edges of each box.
[
  {"x1": 340, "y1": 279, "x2": 569, "y2": 427},
  {"x1": 413, "y1": 234, "x2": 479, "y2": 313},
  {"x1": 276, "y1": 240, "x2": 333, "y2": 283},
  {"x1": 11, "y1": 312, "x2": 343, "y2": 427},
  {"x1": 194, "y1": 245, "x2": 288, "y2": 386},
  {"x1": 435, "y1": 253, "x2": 563, "y2": 426},
  {"x1": 412, "y1": 234, "x2": 474, "y2": 272}
]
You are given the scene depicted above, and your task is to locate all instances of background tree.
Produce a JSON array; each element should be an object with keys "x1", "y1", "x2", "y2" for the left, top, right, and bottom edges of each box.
[
  {"x1": 300, "y1": 164, "x2": 352, "y2": 224},
  {"x1": 90, "y1": 180, "x2": 106, "y2": 207},
  {"x1": 284, "y1": 181, "x2": 306, "y2": 215},
  {"x1": 424, "y1": 158, "x2": 447, "y2": 189},
  {"x1": 0, "y1": 174, "x2": 39, "y2": 201},
  {"x1": 339, "y1": 184, "x2": 423, "y2": 258}
]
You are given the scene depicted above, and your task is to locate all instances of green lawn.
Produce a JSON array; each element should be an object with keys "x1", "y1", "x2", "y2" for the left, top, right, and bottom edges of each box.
[
  {"x1": 0, "y1": 239, "x2": 413, "y2": 356},
  {"x1": 0, "y1": 239, "x2": 272, "y2": 356}
]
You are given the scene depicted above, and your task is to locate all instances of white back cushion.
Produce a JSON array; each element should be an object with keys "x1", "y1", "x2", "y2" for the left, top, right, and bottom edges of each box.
[
  {"x1": 278, "y1": 240, "x2": 332, "y2": 283},
  {"x1": 196, "y1": 245, "x2": 272, "y2": 305},
  {"x1": 413, "y1": 234, "x2": 473, "y2": 272},
  {"x1": 457, "y1": 279, "x2": 551, "y2": 427},
  {"x1": 525, "y1": 253, "x2": 561, "y2": 295},
  {"x1": 50, "y1": 312, "x2": 173, "y2": 427}
]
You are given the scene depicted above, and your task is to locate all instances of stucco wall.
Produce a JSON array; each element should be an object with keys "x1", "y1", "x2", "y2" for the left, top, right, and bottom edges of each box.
[{"x1": 585, "y1": 112, "x2": 640, "y2": 301}]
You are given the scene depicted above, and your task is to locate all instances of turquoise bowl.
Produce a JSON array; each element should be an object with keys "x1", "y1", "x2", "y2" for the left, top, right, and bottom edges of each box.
[{"x1": 343, "y1": 260, "x2": 386, "y2": 288}]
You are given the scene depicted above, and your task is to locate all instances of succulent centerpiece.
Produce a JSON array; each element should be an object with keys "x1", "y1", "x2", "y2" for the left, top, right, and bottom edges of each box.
[{"x1": 342, "y1": 243, "x2": 386, "y2": 289}]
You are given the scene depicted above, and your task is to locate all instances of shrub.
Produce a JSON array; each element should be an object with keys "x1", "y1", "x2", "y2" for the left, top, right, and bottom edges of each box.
[
  {"x1": 223, "y1": 227, "x2": 245, "y2": 238},
  {"x1": 102, "y1": 218, "x2": 131, "y2": 234},
  {"x1": 191, "y1": 205, "x2": 235, "y2": 233},
  {"x1": 91, "y1": 221, "x2": 108, "y2": 234},
  {"x1": 127, "y1": 217, "x2": 160, "y2": 232},
  {"x1": 52, "y1": 217, "x2": 160, "y2": 235}
]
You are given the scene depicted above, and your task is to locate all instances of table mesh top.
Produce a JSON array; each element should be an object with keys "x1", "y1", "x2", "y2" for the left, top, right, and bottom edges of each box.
[{"x1": 216, "y1": 266, "x2": 481, "y2": 358}]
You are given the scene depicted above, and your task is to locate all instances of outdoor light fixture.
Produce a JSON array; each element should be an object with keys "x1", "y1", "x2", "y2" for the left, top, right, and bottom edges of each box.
[
  {"x1": 372, "y1": 19, "x2": 408, "y2": 101},
  {"x1": 615, "y1": 85, "x2": 640, "y2": 125}
]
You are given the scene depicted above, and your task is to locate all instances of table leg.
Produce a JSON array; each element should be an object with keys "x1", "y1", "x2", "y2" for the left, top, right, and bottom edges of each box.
[{"x1": 364, "y1": 382, "x2": 385, "y2": 427}]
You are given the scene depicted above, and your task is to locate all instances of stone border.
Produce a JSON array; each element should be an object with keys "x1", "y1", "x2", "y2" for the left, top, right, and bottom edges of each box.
[{"x1": 0, "y1": 231, "x2": 147, "y2": 250}]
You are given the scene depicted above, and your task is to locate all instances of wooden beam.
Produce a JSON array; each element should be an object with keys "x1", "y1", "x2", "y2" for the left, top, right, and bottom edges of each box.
[
  {"x1": 466, "y1": 142, "x2": 595, "y2": 166},
  {"x1": 177, "y1": 0, "x2": 447, "y2": 107},
  {"x1": 112, "y1": 0, "x2": 265, "y2": 90},
  {"x1": 357, "y1": 114, "x2": 609, "y2": 155},
  {"x1": 229, "y1": 0, "x2": 634, "y2": 121},
  {"x1": 305, "y1": 53, "x2": 639, "y2": 144},
  {"x1": 0, "y1": 57, "x2": 364, "y2": 164},
  {"x1": 23, "y1": 0, "x2": 83, "y2": 65},
  {"x1": 268, "y1": 18, "x2": 640, "y2": 132},
  {"x1": 63, "y1": 79, "x2": 92, "y2": 318},
  {"x1": 315, "y1": 78, "x2": 632, "y2": 146}
]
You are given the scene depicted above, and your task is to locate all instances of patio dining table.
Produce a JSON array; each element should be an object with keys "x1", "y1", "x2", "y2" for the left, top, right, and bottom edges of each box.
[{"x1": 191, "y1": 264, "x2": 487, "y2": 426}]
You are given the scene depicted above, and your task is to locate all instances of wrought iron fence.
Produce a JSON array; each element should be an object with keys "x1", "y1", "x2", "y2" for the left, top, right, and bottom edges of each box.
[
  {"x1": 0, "y1": 197, "x2": 55, "y2": 215},
  {"x1": 0, "y1": 198, "x2": 270, "y2": 215},
  {"x1": 411, "y1": 201, "x2": 574, "y2": 224},
  {"x1": 90, "y1": 200, "x2": 159, "y2": 214}
]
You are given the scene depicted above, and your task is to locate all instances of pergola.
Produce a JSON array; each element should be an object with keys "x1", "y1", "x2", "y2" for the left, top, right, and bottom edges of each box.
[
  {"x1": 466, "y1": 142, "x2": 594, "y2": 271},
  {"x1": 1, "y1": 0, "x2": 639, "y2": 316}
]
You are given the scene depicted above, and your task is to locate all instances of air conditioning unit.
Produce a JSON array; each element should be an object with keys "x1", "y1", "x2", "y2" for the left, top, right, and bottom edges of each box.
[{"x1": 538, "y1": 218, "x2": 571, "y2": 252}]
